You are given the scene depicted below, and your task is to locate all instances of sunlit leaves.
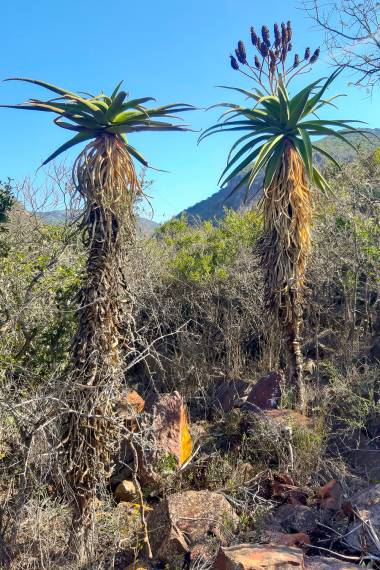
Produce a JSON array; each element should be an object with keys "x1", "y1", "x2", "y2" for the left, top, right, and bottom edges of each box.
[
  {"x1": 1, "y1": 78, "x2": 195, "y2": 166},
  {"x1": 201, "y1": 69, "x2": 368, "y2": 195}
]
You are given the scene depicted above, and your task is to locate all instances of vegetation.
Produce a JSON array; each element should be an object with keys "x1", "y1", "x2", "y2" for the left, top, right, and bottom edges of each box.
[
  {"x1": 0, "y1": 17, "x2": 379, "y2": 570},
  {"x1": 0, "y1": 148, "x2": 379, "y2": 567},
  {"x1": 200, "y1": 22, "x2": 367, "y2": 407},
  {"x1": 2, "y1": 78, "x2": 193, "y2": 563}
]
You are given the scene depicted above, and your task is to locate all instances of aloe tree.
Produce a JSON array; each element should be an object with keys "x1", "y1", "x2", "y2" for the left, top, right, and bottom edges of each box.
[
  {"x1": 1, "y1": 78, "x2": 193, "y2": 561},
  {"x1": 200, "y1": 24, "x2": 366, "y2": 406}
]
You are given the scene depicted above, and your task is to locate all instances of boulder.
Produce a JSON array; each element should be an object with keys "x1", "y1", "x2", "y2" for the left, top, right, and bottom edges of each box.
[
  {"x1": 346, "y1": 483, "x2": 380, "y2": 555},
  {"x1": 213, "y1": 379, "x2": 252, "y2": 413},
  {"x1": 317, "y1": 480, "x2": 342, "y2": 511},
  {"x1": 147, "y1": 490, "x2": 238, "y2": 564},
  {"x1": 245, "y1": 372, "x2": 283, "y2": 410},
  {"x1": 213, "y1": 544, "x2": 304, "y2": 569},
  {"x1": 138, "y1": 392, "x2": 193, "y2": 485},
  {"x1": 114, "y1": 480, "x2": 137, "y2": 502},
  {"x1": 274, "y1": 504, "x2": 318, "y2": 534},
  {"x1": 148, "y1": 391, "x2": 193, "y2": 466}
]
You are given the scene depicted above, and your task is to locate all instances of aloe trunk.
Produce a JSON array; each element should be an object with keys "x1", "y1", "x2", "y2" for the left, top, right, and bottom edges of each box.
[
  {"x1": 259, "y1": 142, "x2": 311, "y2": 406},
  {"x1": 65, "y1": 135, "x2": 136, "y2": 560}
]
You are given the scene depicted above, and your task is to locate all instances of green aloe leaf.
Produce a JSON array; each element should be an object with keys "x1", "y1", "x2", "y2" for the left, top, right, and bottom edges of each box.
[
  {"x1": 41, "y1": 131, "x2": 94, "y2": 166},
  {"x1": 311, "y1": 145, "x2": 342, "y2": 170},
  {"x1": 264, "y1": 143, "x2": 284, "y2": 189}
]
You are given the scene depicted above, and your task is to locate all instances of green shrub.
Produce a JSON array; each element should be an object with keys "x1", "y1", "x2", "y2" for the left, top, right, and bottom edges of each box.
[{"x1": 157, "y1": 209, "x2": 262, "y2": 282}]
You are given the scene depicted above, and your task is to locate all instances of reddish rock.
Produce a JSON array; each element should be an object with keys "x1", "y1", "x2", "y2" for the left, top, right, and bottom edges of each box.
[
  {"x1": 317, "y1": 480, "x2": 342, "y2": 511},
  {"x1": 245, "y1": 372, "x2": 283, "y2": 410},
  {"x1": 117, "y1": 390, "x2": 145, "y2": 419},
  {"x1": 150, "y1": 391, "x2": 192, "y2": 466},
  {"x1": 213, "y1": 544, "x2": 304, "y2": 569},
  {"x1": 147, "y1": 490, "x2": 238, "y2": 564},
  {"x1": 270, "y1": 481, "x2": 308, "y2": 505},
  {"x1": 269, "y1": 531, "x2": 310, "y2": 547},
  {"x1": 138, "y1": 392, "x2": 193, "y2": 485}
]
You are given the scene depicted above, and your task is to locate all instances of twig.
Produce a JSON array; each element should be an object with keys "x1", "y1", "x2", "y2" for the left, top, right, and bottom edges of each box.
[{"x1": 128, "y1": 433, "x2": 153, "y2": 559}]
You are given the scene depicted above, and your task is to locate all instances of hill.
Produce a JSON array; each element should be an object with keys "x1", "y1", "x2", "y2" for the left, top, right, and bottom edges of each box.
[
  {"x1": 37, "y1": 209, "x2": 158, "y2": 235},
  {"x1": 180, "y1": 129, "x2": 380, "y2": 223}
]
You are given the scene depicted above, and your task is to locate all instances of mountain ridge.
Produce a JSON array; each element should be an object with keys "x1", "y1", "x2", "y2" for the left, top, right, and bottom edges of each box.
[
  {"x1": 37, "y1": 210, "x2": 158, "y2": 235},
  {"x1": 179, "y1": 129, "x2": 380, "y2": 223}
]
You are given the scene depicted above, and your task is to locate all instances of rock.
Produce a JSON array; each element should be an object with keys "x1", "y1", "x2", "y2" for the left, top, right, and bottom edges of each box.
[
  {"x1": 117, "y1": 390, "x2": 145, "y2": 419},
  {"x1": 274, "y1": 504, "x2": 318, "y2": 534},
  {"x1": 305, "y1": 556, "x2": 359, "y2": 569},
  {"x1": 213, "y1": 379, "x2": 252, "y2": 413},
  {"x1": 268, "y1": 531, "x2": 310, "y2": 547},
  {"x1": 138, "y1": 392, "x2": 193, "y2": 486},
  {"x1": 114, "y1": 480, "x2": 137, "y2": 502},
  {"x1": 317, "y1": 480, "x2": 342, "y2": 511},
  {"x1": 147, "y1": 490, "x2": 238, "y2": 564},
  {"x1": 150, "y1": 391, "x2": 193, "y2": 466},
  {"x1": 269, "y1": 473, "x2": 309, "y2": 505},
  {"x1": 346, "y1": 483, "x2": 380, "y2": 555},
  {"x1": 190, "y1": 540, "x2": 217, "y2": 565},
  {"x1": 345, "y1": 433, "x2": 380, "y2": 483},
  {"x1": 213, "y1": 544, "x2": 304, "y2": 569},
  {"x1": 245, "y1": 371, "x2": 283, "y2": 410}
]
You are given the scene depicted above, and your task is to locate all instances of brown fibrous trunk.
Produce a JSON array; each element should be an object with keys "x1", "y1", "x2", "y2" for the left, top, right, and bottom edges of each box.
[
  {"x1": 63, "y1": 134, "x2": 141, "y2": 562},
  {"x1": 259, "y1": 141, "x2": 312, "y2": 407}
]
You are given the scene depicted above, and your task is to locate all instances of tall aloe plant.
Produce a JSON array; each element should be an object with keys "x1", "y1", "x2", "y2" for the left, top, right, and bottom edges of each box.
[
  {"x1": 201, "y1": 24, "x2": 367, "y2": 406},
  {"x1": 1, "y1": 78, "x2": 193, "y2": 561}
]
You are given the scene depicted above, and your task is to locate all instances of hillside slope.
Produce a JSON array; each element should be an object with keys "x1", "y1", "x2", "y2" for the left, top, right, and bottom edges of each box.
[
  {"x1": 180, "y1": 129, "x2": 380, "y2": 223},
  {"x1": 37, "y1": 210, "x2": 158, "y2": 235}
]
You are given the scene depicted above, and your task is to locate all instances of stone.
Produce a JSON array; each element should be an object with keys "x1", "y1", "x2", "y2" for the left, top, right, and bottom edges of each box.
[
  {"x1": 305, "y1": 556, "x2": 359, "y2": 569},
  {"x1": 117, "y1": 390, "x2": 145, "y2": 419},
  {"x1": 213, "y1": 544, "x2": 304, "y2": 569},
  {"x1": 213, "y1": 379, "x2": 252, "y2": 413},
  {"x1": 245, "y1": 372, "x2": 282, "y2": 410},
  {"x1": 344, "y1": 431, "x2": 380, "y2": 483},
  {"x1": 274, "y1": 504, "x2": 318, "y2": 534},
  {"x1": 147, "y1": 490, "x2": 238, "y2": 564},
  {"x1": 268, "y1": 531, "x2": 310, "y2": 547},
  {"x1": 114, "y1": 479, "x2": 137, "y2": 502},
  {"x1": 269, "y1": 473, "x2": 309, "y2": 505},
  {"x1": 138, "y1": 391, "x2": 193, "y2": 486},
  {"x1": 346, "y1": 483, "x2": 380, "y2": 555},
  {"x1": 317, "y1": 480, "x2": 342, "y2": 511},
  {"x1": 150, "y1": 391, "x2": 193, "y2": 466}
]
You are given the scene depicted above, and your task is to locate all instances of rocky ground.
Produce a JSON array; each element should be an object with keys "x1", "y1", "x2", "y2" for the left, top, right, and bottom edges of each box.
[{"x1": 105, "y1": 375, "x2": 380, "y2": 569}]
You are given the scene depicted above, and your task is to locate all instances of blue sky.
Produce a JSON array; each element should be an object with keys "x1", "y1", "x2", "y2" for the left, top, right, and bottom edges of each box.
[{"x1": 1, "y1": 0, "x2": 379, "y2": 222}]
